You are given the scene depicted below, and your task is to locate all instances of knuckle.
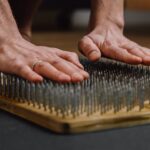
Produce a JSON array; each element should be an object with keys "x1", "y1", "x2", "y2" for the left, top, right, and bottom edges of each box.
[
  {"x1": 34, "y1": 50, "x2": 43, "y2": 57},
  {"x1": 47, "y1": 53, "x2": 57, "y2": 60},
  {"x1": 22, "y1": 68, "x2": 31, "y2": 77},
  {"x1": 14, "y1": 60, "x2": 24, "y2": 72},
  {"x1": 78, "y1": 37, "x2": 93, "y2": 54},
  {"x1": 69, "y1": 52, "x2": 78, "y2": 59},
  {"x1": 49, "y1": 48, "x2": 60, "y2": 53},
  {"x1": 33, "y1": 53, "x2": 40, "y2": 59},
  {"x1": 37, "y1": 62, "x2": 45, "y2": 68},
  {"x1": 52, "y1": 48, "x2": 60, "y2": 52},
  {"x1": 80, "y1": 42, "x2": 91, "y2": 51},
  {"x1": 50, "y1": 58, "x2": 61, "y2": 66},
  {"x1": 72, "y1": 52, "x2": 78, "y2": 57},
  {"x1": 78, "y1": 38, "x2": 87, "y2": 49},
  {"x1": 9, "y1": 56, "x2": 17, "y2": 62}
]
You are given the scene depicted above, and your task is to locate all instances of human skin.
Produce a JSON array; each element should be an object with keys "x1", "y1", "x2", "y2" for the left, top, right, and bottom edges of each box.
[
  {"x1": 0, "y1": 0, "x2": 89, "y2": 83},
  {"x1": 79, "y1": 0, "x2": 150, "y2": 65},
  {"x1": 8, "y1": 0, "x2": 150, "y2": 83}
]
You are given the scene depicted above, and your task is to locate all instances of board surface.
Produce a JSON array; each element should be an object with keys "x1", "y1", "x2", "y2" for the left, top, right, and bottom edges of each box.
[{"x1": 1, "y1": 96, "x2": 150, "y2": 133}]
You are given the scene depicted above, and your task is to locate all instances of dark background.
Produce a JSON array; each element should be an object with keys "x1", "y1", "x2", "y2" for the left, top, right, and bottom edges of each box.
[
  {"x1": 42, "y1": 0, "x2": 90, "y2": 8},
  {"x1": 31, "y1": 0, "x2": 150, "y2": 33},
  {"x1": 35, "y1": 0, "x2": 90, "y2": 30}
]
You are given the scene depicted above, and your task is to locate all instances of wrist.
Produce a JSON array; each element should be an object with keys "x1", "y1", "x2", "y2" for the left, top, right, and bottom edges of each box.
[
  {"x1": 105, "y1": 14, "x2": 124, "y2": 29},
  {"x1": 89, "y1": 0, "x2": 124, "y2": 31},
  {"x1": 88, "y1": 10, "x2": 125, "y2": 33},
  {"x1": 87, "y1": 19, "x2": 124, "y2": 37}
]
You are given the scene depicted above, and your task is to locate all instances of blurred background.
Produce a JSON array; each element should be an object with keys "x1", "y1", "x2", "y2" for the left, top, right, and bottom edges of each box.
[
  {"x1": 33, "y1": 0, "x2": 150, "y2": 31},
  {"x1": 29, "y1": 0, "x2": 150, "y2": 54}
]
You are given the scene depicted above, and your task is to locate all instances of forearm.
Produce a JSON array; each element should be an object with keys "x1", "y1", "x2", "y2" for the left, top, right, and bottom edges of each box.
[
  {"x1": 89, "y1": 0, "x2": 125, "y2": 30},
  {"x1": 0, "y1": 0, "x2": 20, "y2": 40}
]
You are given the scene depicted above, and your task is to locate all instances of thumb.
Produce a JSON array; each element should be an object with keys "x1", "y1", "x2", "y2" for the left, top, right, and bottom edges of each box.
[{"x1": 78, "y1": 36, "x2": 101, "y2": 62}]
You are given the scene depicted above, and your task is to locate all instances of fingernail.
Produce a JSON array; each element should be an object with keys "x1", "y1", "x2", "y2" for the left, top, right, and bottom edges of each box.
[
  {"x1": 34, "y1": 77, "x2": 43, "y2": 83},
  {"x1": 88, "y1": 50, "x2": 100, "y2": 61},
  {"x1": 143, "y1": 56, "x2": 150, "y2": 64},
  {"x1": 33, "y1": 75, "x2": 43, "y2": 83},
  {"x1": 58, "y1": 75, "x2": 71, "y2": 82},
  {"x1": 84, "y1": 72, "x2": 89, "y2": 79},
  {"x1": 71, "y1": 73, "x2": 84, "y2": 82},
  {"x1": 136, "y1": 57, "x2": 142, "y2": 62},
  {"x1": 78, "y1": 63, "x2": 84, "y2": 69},
  {"x1": 81, "y1": 70, "x2": 89, "y2": 79}
]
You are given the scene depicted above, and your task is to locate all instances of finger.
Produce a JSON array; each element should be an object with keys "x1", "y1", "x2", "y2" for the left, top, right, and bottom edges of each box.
[
  {"x1": 38, "y1": 46, "x2": 84, "y2": 70},
  {"x1": 122, "y1": 45, "x2": 150, "y2": 65},
  {"x1": 78, "y1": 36, "x2": 101, "y2": 62},
  {"x1": 65, "y1": 62, "x2": 89, "y2": 80},
  {"x1": 80, "y1": 69, "x2": 89, "y2": 79},
  {"x1": 50, "y1": 58, "x2": 86, "y2": 82},
  {"x1": 17, "y1": 66, "x2": 43, "y2": 82},
  {"x1": 128, "y1": 48, "x2": 150, "y2": 65},
  {"x1": 57, "y1": 51, "x2": 84, "y2": 69},
  {"x1": 101, "y1": 45, "x2": 142, "y2": 64},
  {"x1": 140, "y1": 46, "x2": 150, "y2": 56},
  {"x1": 140, "y1": 47, "x2": 150, "y2": 64},
  {"x1": 34, "y1": 61, "x2": 71, "y2": 83}
]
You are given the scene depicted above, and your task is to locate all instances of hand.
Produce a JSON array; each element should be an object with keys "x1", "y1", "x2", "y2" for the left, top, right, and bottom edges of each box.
[
  {"x1": 79, "y1": 24, "x2": 150, "y2": 65},
  {"x1": 0, "y1": 38, "x2": 89, "y2": 83},
  {"x1": 0, "y1": 0, "x2": 89, "y2": 83}
]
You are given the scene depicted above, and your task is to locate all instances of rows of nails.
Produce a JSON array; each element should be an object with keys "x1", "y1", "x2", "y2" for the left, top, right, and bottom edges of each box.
[{"x1": 0, "y1": 58, "x2": 150, "y2": 118}]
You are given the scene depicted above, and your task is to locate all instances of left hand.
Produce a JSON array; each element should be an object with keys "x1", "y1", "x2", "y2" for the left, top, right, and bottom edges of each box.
[{"x1": 78, "y1": 26, "x2": 150, "y2": 65}]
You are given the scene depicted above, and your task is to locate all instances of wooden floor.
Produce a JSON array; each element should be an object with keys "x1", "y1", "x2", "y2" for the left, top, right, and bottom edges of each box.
[
  {"x1": 32, "y1": 31, "x2": 150, "y2": 55},
  {"x1": 32, "y1": 32, "x2": 84, "y2": 55}
]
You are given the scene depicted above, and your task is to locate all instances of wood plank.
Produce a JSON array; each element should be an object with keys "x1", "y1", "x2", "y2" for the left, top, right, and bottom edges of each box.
[{"x1": 1, "y1": 97, "x2": 150, "y2": 133}]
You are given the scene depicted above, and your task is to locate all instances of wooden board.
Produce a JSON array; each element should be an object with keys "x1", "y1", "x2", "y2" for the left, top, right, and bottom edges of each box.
[{"x1": 1, "y1": 96, "x2": 150, "y2": 133}]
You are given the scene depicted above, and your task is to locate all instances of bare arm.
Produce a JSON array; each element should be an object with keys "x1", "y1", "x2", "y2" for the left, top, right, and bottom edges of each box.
[
  {"x1": 0, "y1": 0, "x2": 89, "y2": 82},
  {"x1": 0, "y1": 0, "x2": 21, "y2": 40},
  {"x1": 78, "y1": 0, "x2": 150, "y2": 65},
  {"x1": 89, "y1": 0, "x2": 124, "y2": 30}
]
